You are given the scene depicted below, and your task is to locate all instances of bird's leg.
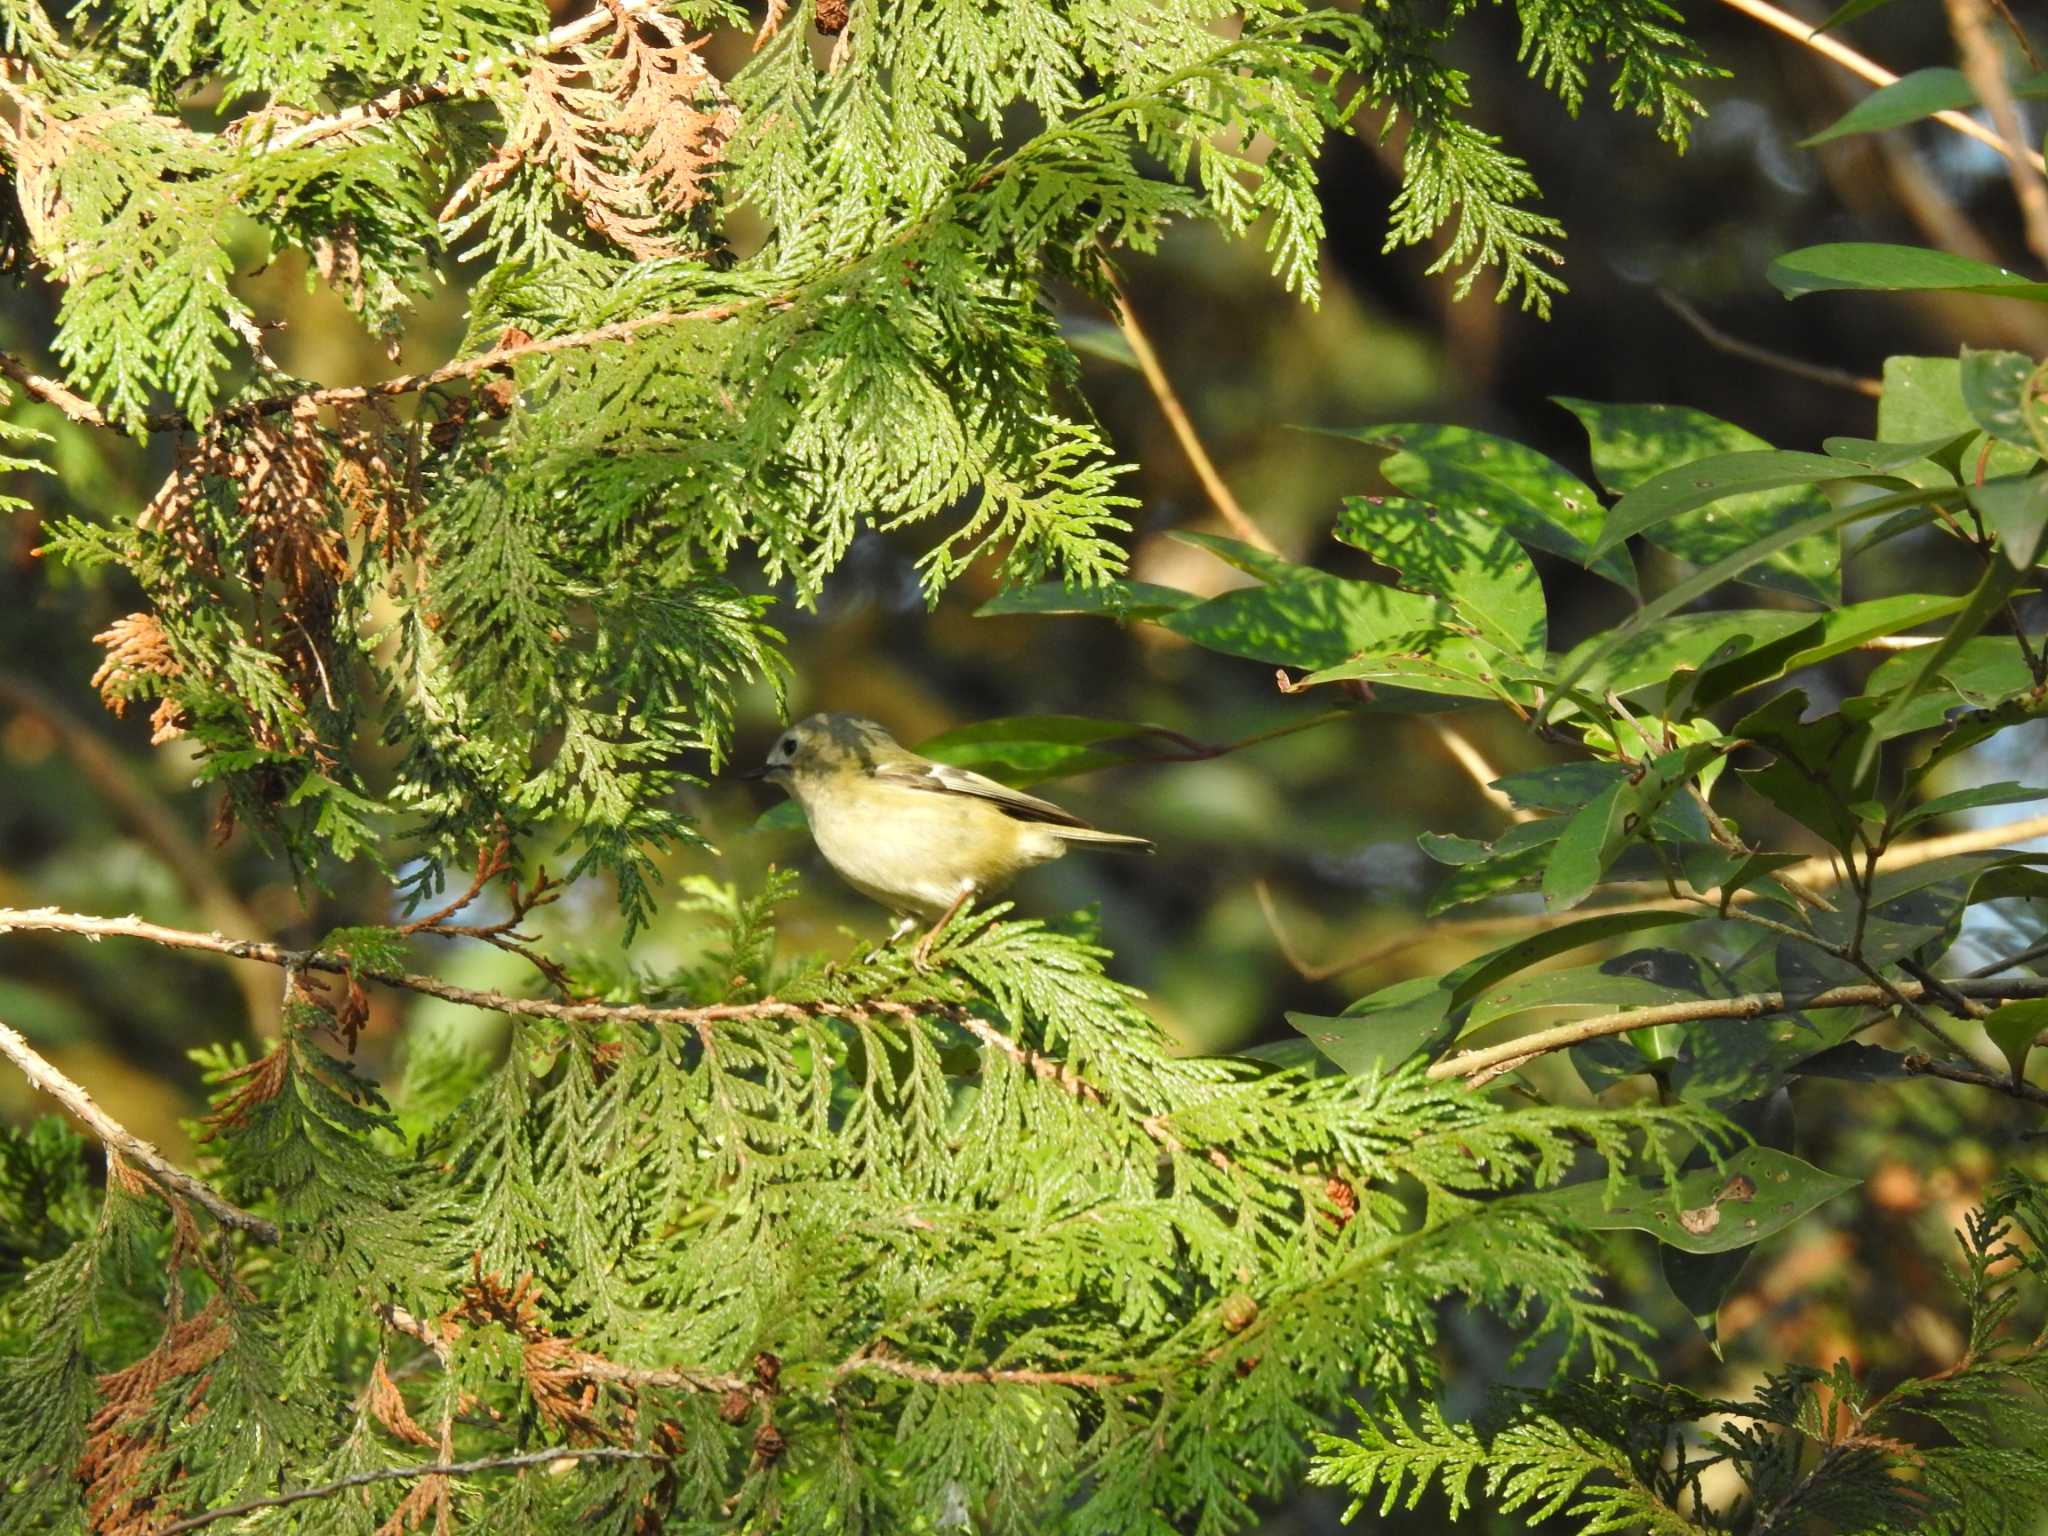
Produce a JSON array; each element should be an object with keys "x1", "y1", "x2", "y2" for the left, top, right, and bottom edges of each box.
[
  {"x1": 863, "y1": 914, "x2": 920, "y2": 964},
  {"x1": 913, "y1": 888, "x2": 974, "y2": 972}
]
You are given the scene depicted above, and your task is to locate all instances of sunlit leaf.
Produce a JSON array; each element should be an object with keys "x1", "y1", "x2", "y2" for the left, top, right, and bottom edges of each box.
[
  {"x1": 1559, "y1": 398, "x2": 1841, "y2": 602},
  {"x1": 1523, "y1": 1146, "x2": 1857, "y2": 1254},
  {"x1": 1315, "y1": 422, "x2": 1639, "y2": 593},
  {"x1": 1770, "y1": 244, "x2": 2048, "y2": 303}
]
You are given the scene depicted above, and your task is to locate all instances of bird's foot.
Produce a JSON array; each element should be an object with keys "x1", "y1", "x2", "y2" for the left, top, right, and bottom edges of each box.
[{"x1": 911, "y1": 890, "x2": 973, "y2": 974}]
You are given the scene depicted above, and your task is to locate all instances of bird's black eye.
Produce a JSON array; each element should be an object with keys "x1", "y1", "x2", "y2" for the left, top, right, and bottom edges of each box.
[{"x1": 779, "y1": 736, "x2": 798, "y2": 755}]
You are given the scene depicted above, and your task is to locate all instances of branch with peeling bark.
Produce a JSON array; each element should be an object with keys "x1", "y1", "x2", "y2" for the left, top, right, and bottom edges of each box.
[
  {"x1": 1427, "y1": 976, "x2": 2048, "y2": 1084},
  {"x1": 0, "y1": 1016, "x2": 279, "y2": 1242}
]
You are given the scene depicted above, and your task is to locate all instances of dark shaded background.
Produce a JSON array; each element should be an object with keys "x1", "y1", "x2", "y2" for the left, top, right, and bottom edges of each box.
[{"x1": 4, "y1": 2, "x2": 2045, "y2": 1528}]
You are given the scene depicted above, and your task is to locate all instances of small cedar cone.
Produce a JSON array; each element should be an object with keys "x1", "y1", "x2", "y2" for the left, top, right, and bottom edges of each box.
[
  {"x1": 1234, "y1": 1355, "x2": 1261, "y2": 1378},
  {"x1": 1219, "y1": 1293, "x2": 1259, "y2": 1333},
  {"x1": 752, "y1": 1423, "x2": 788, "y2": 1464},
  {"x1": 718, "y1": 1389, "x2": 753, "y2": 1425},
  {"x1": 813, "y1": 0, "x2": 848, "y2": 33},
  {"x1": 1324, "y1": 1175, "x2": 1358, "y2": 1229},
  {"x1": 752, "y1": 1351, "x2": 782, "y2": 1390}
]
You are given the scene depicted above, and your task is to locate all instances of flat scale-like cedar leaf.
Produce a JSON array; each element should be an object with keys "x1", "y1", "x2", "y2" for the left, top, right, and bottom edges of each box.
[{"x1": 1525, "y1": 1146, "x2": 1857, "y2": 1254}]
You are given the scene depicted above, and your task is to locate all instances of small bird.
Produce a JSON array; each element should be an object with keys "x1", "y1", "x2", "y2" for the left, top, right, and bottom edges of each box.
[{"x1": 742, "y1": 714, "x2": 1153, "y2": 965}]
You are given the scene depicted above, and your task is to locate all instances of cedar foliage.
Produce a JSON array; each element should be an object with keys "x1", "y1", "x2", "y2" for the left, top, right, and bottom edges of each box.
[
  {"x1": 0, "y1": 0, "x2": 1722, "y2": 920},
  {"x1": 26, "y1": 0, "x2": 2043, "y2": 1532}
]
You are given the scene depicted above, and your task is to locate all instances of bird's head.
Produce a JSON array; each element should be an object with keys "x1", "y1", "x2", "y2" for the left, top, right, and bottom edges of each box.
[{"x1": 742, "y1": 714, "x2": 900, "y2": 789}]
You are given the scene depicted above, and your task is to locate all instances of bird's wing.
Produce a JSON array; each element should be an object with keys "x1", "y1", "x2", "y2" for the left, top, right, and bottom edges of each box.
[{"x1": 869, "y1": 758, "x2": 1094, "y2": 829}]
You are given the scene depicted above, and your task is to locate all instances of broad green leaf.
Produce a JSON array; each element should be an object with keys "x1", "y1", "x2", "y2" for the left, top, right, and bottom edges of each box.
[
  {"x1": 1317, "y1": 422, "x2": 1639, "y2": 594},
  {"x1": 752, "y1": 800, "x2": 807, "y2": 832},
  {"x1": 1560, "y1": 609, "x2": 1817, "y2": 703},
  {"x1": 1287, "y1": 975, "x2": 1456, "y2": 1074},
  {"x1": 1335, "y1": 496, "x2": 1546, "y2": 657},
  {"x1": 1687, "y1": 593, "x2": 1972, "y2": 708},
  {"x1": 1591, "y1": 450, "x2": 1882, "y2": 560},
  {"x1": 1770, "y1": 244, "x2": 2048, "y2": 303},
  {"x1": 1168, "y1": 530, "x2": 1307, "y2": 585},
  {"x1": 1895, "y1": 781, "x2": 2048, "y2": 834},
  {"x1": 1423, "y1": 820, "x2": 1564, "y2": 914},
  {"x1": 1858, "y1": 552, "x2": 2039, "y2": 770},
  {"x1": 1542, "y1": 781, "x2": 1628, "y2": 913},
  {"x1": 1297, "y1": 641, "x2": 1525, "y2": 703},
  {"x1": 1525, "y1": 1147, "x2": 1857, "y2": 1254},
  {"x1": 916, "y1": 716, "x2": 1164, "y2": 782},
  {"x1": 1733, "y1": 690, "x2": 1872, "y2": 853},
  {"x1": 1984, "y1": 999, "x2": 2048, "y2": 1081},
  {"x1": 1158, "y1": 574, "x2": 1446, "y2": 669},
  {"x1": 1661, "y1": 1090, "x2": 1796, "y2": 1350},
  {"x1": 1960, "y1": 348, "x2": 2045, "y2": 449},
  {"x1": 1463, "y1": 961, "x2": 1704, "y2": 1033},
  {"x1": 1801, "y1": 68, "x2": 1973, "y2": 145},
  {"x1": 1540, "y1": 741, "x2": 1730, "y2": 911},
  {"x1": 1969, "y1": 475, "x2": 2048, "y2": 569},
  {"x1": 977, "y1": 580, "x2": 1197, "y2": 621},
  {"x1": 1559, "y1": 398, "x2": 1842, "y2": 602},
  {"x1": 1440, "y1": 908, "x2": 1701, "y2": 1009},
  {"x1": 1553, "y1": 487, "x2": 1954, "y2": 719},
  {"x1": 1815, "y1": 0, "x2": 1902, "y2": 31},
  {"x1": 1492, "y1": 761, "x2": 1627, "y2": 813},
  {"x1": 1867, "y1": 638, "x2": 2040, "y2": 732}
]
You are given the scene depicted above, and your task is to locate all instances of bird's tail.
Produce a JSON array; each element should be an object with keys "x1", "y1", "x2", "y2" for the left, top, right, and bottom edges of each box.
[{"x1": 1053, "y1": 827, "x2": 1155, "y2": 853}]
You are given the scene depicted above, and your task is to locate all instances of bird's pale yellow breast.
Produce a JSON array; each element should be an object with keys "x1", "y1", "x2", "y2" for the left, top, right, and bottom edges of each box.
[{"x1": 798, "y1": 772, "x2": 1069, "y2": 917}]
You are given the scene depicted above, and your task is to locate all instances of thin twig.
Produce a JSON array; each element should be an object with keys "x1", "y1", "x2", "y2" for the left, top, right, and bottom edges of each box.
[
  {"x1": 842, "y1": 1351, "x2": 1137, "y2": 1390},
  {"x1": 0, "y1": 1016, "x2": 279, "y2": 1242},
  {"x1": 1424, "y1": 718, "x2": 1539, "y2": 822},
  {"x1": 0, "y1": 906, "x2": 882, "y2": 1030},
  {"x1": 154, "y1": 299, "x2": 766, "y2": 432},
  {"x1": 248, "y1": 0, "x2": 654, "y2": 151},
  {"x1": 152, "y1": 1448, "x2": 666, "y2": 1536},
  {"x1": 1655, "y1": 290, "x2": 1882, "y2": 398},
  {"x1": 1428, "y1": 976, "x2": 2048, "y2": 1082},
  {"x1": 1950, "y1": 0, "x2": 2048, "y2": 267},
  {"x1": 1903, "y1": 1052, "x2": 2048, "y2": 1107},
  {"x1": 1717, "y1": 0, "x2": 2048, "y2": 174},
  {"x1": 1107, "y1": 271, "x2": 1280, "y2": 556}
]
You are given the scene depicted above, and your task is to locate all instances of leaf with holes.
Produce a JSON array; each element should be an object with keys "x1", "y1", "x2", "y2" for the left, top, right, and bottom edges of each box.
[{"x1": 1524, "y1": 1147, "x2": 1857, "y2": 1254}]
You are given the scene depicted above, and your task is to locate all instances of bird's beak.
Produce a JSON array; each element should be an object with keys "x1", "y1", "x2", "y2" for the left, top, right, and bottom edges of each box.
[{"x1": 737, "y1": 764, "x2": 771, "y2": 781}]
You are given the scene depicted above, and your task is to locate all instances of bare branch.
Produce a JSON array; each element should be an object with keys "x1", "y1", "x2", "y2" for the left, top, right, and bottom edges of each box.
[
  {"x1": 1107, "y1": 271, "x2": 1280, "y2": 557},
  {"x1": 1718, "y1": 0, "x2": 2048, "y2": 174},
  {"x1": 152, "y1": 1447, "x2": 666, "y2": 1536},
  {"x1": 1424, "y1": 718, "x2": 1539, "y2": 822},
  {"x1": 249, "y1": 0, "x2": 660, "y2": 152},
  {"x1": 1427, "y1": 976, "x2": 2048, "y2": 1083},
  {"x1": 1903, "y1": 1050, "x2": 2048, "y2": 1108},
  {"x1": 0, "y1": 1015, "x2": 279, "y2": 1242},
  {"x1": 1950, "y1": 0, "x2": 2048, "y2": 267},
  {"x1": 0, "y1": 348, "x2": 112, "y2": 428},
  {"x1": 1656, "y1": 290, "x2": 1882, "y2": 398}
]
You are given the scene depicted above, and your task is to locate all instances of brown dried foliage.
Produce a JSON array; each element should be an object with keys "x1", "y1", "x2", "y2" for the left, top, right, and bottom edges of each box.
[
  {"x1": 366, "y1": 1359, "x2": 438, "y2": 1449},
  {"x1": 91, "y1": 613, "x2": 187, "y2": 744},
  {"x1": 200, "y1": 1045, "x2": 289, "y2": 1137},
  {"x1": 77, "y1": 1298, "x2": 233, "y2": 1536},
  {"x1": 455, "y1": 0, "x2": 739, "y2": 258}
]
